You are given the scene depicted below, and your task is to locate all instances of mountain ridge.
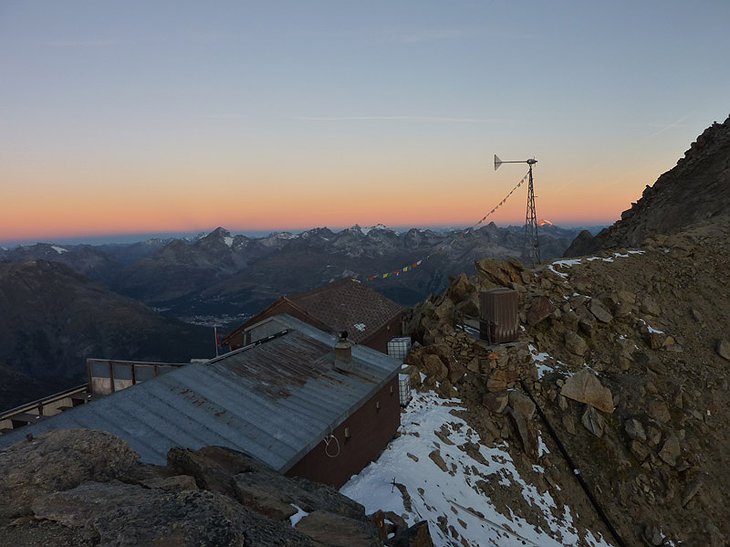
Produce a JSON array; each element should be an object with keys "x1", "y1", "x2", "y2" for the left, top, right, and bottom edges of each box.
[{"x1": 565, "y1": 115, "x2": 730, "y2": 256}]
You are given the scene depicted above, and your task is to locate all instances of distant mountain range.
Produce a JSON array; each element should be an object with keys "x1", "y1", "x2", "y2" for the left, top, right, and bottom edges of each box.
[
  {"x1": 2, "y1": 223, "x2": 588, "y2": 325},
  {"x1": 0, "y1": 222, "x2": 587, "y2": 409}
]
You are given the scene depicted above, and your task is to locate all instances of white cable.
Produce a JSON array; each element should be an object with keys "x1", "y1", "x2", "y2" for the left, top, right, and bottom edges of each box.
[{"x1": 323, "y1": 433, "x2": 341, "y2": 458}]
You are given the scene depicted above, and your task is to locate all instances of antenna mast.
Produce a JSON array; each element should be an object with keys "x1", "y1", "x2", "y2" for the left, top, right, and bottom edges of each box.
[{"x1": 494, "y1": 155, "x2": 541, "y2": 266}]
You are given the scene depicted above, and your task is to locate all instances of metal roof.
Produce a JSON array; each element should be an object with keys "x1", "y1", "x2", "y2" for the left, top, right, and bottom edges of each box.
[{"x1": 0, "y1": 315, "x2": 400, "y2": 471}]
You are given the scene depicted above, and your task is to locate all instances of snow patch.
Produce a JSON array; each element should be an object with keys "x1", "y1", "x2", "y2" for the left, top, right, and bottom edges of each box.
[
  {"x1": 529, "y1": 344, "x2": 561, "y2": 379},
  {"x1": 361, "y1": 223, "x2": 390, "y2": 235},
  {"x1": 549, "y1": 250, "x2": 645, "y2": 279},
  {"x1": 638, "y1": 318, "x2": 665, "y2": 334},
  {"x1": 341, "y1": 390, "x2": 609, "y2": 546},
  {"x1": 51, "y1": 245, "x2": 68, "y2": 254},
  {"x1": 289, "y1": 504, "x2": 309, "y2": 527},
  {"x1": 223, "y1": 236, "x2": 234, "y2": 248},
  {"x1": 548, "y1": 259, "x2": 582, "y2": 279}
]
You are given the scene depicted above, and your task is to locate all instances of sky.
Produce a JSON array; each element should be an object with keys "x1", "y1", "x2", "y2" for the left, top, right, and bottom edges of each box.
[{"x1": 1, "y1": 1, "x2": 729, "y2": 244}]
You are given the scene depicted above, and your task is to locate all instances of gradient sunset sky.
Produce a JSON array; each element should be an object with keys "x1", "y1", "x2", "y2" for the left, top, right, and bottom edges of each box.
[{"x1": 1, "y1": 1, "x2": 729, "y2": 244}]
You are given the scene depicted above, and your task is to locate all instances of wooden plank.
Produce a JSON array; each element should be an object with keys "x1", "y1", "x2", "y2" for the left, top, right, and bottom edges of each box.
[{"x1": 10, "y1": 412, "x2": 42, "y2": 425}]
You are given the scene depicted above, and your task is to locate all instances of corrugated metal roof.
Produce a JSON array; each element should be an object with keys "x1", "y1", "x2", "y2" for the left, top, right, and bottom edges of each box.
[{"x1": 0, "y1": 315, "x2": 400, "y2": 471}]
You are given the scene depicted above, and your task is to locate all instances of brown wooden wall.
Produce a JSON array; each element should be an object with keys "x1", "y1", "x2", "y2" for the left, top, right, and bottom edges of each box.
[
  {"x1": 361, "y1": 312, "x2": 405, "y2": 354},
  {"x1": 286, "y1": 375, "x2": 401, "y2": 488}
]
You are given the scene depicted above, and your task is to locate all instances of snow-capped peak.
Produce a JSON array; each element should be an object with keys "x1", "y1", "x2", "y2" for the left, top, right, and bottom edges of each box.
[{"x1": 361, "y1": 223, "x2": 391, "y2": 235}]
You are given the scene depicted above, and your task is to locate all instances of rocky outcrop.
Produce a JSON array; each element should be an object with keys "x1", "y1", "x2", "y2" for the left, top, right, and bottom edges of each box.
[
  {"x1": 403, "y1": 212, "x2": 730, "y2": 546},
  {"x1": 564, "y1": 115, "x2": 730, "y2": 256},
  {"x1": 560, "y1": 369, "x2": 614, "y2": 413},
  {"x1": 0, "y1": 429, "x2": 397, "y2": 546}
]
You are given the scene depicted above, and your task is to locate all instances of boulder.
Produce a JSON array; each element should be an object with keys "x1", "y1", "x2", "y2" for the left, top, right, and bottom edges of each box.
[
  {"x1": 630, "y1": 440, "x2": 651, "y2": 461},
  {"x1": 716, "y1": 339, "x2": 730, "y2": 361},
  {"x1": 142, "y1": 475, "x2": 199, "y2": 492},
  {"x1": 474, "y1": 258, "x2": 524, "y2": 288},
  {"x1": 0, "y1": 429, "x2": 139, "y2": 520},
  {"x1": 483, "y1": 391, "x2": 509, "y2": 414},
  {"x1": 31, "y1": 481, "x2": 313, "y2": 546},
  {"x1": 658, "y1": 434, "x2": 681, "y2": 467},
  {"x1": 0, "y1": 431, "x2": 381, "y2": 546},
  {"x1": 589, "y1": 298, "x2": 613, "y2": 324},
  {"x1": 562, "y1": 414, "x2": 577, "y2": 435},
  {"x1": 581, "y1": 406, "x2": 605, "y2": 437},
  {"x1": 624, "y1": 418, "x2": 647, "y2": 441},
  {"x1": 527, "y1": 296, "x2": 554, "y2": 326},
  {"x1": 644, "y1": 330, "x2": 667, "y2": 350},
  {"x1": 447, "y1": 273, "x2": 475, "y2": 304},
  {"x1": 506, "y1": 391, "x2": 538, "y2": 459},
  {"x1": 560, "y1": 369, "x2": 614, "y2": 413},
  {"x1": 508, "y1": 391, "x2": 536, "y2": 420},
  {"x1": 233, "y1": 480, "x2": 297, "y2": 521},
  {"x1": 421, "y1": 354, "x2": 449, "y2": 381},
  {"x1": 564, "y1": 332, "x2": 588, "y2": 356},
  {"x1": 394, "y1": 520, "x2": 434, "y2": 547},
  {"x1": 640, "y1": 296, "x2": 661, "y2": 316},
  {"x1": 647, "y1": 400, "x2": 672, "y2": 424},
  {"x1": 168, "y1": 446, "x2": 366, "y2": 521},
  {"x1": 428, "y1": 450, "x2": 448, "y2": 473},
  {"x1": 296, "y1": 510, "x2": 382, "y2": 547}
]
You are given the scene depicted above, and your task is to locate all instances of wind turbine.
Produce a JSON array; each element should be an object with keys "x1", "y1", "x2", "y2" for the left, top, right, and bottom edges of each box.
[{"x1": 494, "y1": 155, "x2": 541, "y2": 265}]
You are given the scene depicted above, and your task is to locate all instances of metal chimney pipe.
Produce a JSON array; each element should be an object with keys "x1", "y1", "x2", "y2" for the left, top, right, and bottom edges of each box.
[{"x1": 334, "y1": 331, "x2": 352, "y2": 364}]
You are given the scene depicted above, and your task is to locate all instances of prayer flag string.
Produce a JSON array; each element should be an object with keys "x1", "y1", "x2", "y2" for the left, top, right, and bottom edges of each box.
[{"x1": 366, "y1": 171, "x2": 529, "y2": 281}]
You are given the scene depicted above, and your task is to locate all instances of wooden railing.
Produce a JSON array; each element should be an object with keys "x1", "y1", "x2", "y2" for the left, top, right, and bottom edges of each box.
[
  {"x1": 0, "y1": 359, "x2": 192, "y2": 436},
  {"x1": 86, "y1": 359, "x2": 188, "y2": 396},
  {"x1": 0, "y1": 383, "x2": 90, "y2": 434}
]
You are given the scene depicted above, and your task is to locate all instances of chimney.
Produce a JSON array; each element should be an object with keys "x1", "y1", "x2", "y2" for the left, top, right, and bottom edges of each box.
[{"x1": 334, "y1": 331, "x2": 353, "y2": 371}]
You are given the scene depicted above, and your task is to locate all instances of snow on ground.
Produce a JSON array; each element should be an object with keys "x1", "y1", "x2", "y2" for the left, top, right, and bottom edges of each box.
[
  {"x1": 289, "y1": 504, "x2": 309, "y2": 527},
  {"x1": 548, "y1": 259, "x2": 582, "y2": 278},
  {"x1": 549, "y1": 250, "x2": 645, "y2": 279},
  {"x1": 223, "y1": 236, "x2": 234, "y2": 247},
  {"x1": 528, "y1": 344, "x2": 568, "y2": 380},
  {"x1": 51, "y1": 245, "x2": 68, "y2": 254},
  {"x1": 638, "y1": 318, "x2": 665, "y2": 334},
  {"x1": 341, "y1": 390, "x2": 610, "y2": 546}
]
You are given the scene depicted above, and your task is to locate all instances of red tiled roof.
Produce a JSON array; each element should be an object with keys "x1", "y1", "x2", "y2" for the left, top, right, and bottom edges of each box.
[
  {"x1": 227, "y1": 278, "x2": 404, "y2": 345},
  {"x1": 288, "y1": 278, "x2": 404, "y2": 343}
]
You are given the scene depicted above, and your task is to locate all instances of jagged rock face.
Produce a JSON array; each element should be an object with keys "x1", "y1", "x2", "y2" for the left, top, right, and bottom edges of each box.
[
  {"x1": 565, "y1": 115, "x2": 730, "y2": 256},
  {"x1": 404, "y1": 214, "x2": 730, "y2": 546},
  {"x1": 0, "y1": 430, "x2": 388, "y2": 546}
]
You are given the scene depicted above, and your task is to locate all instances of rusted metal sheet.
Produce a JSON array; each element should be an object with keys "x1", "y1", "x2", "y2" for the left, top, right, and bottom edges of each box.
[
  {"x1": 0, "y1": 315, "x2": 401, "y2": 475},
  {"x1": 479, "y1": 288, "x2": 519, "y2": 344}
]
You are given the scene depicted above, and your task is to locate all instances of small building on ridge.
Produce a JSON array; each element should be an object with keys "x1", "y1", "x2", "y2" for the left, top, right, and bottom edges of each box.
[
  {"x1": 0, "y1": 315, "x2": 402, "y2": 488},
  {"x1": 224, "y1": 278, "x2": 406, "y2": 354}
]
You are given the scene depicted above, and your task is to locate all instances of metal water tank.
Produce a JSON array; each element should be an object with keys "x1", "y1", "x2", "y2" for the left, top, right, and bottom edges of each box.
[{"x1": 479, "y1": 288, "x2": 519, "y2": 344}]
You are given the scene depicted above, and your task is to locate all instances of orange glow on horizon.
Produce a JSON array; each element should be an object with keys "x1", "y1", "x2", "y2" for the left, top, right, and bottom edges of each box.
[{"x1": 1, "y1": 159, "x2": 654, "y2": 243}]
